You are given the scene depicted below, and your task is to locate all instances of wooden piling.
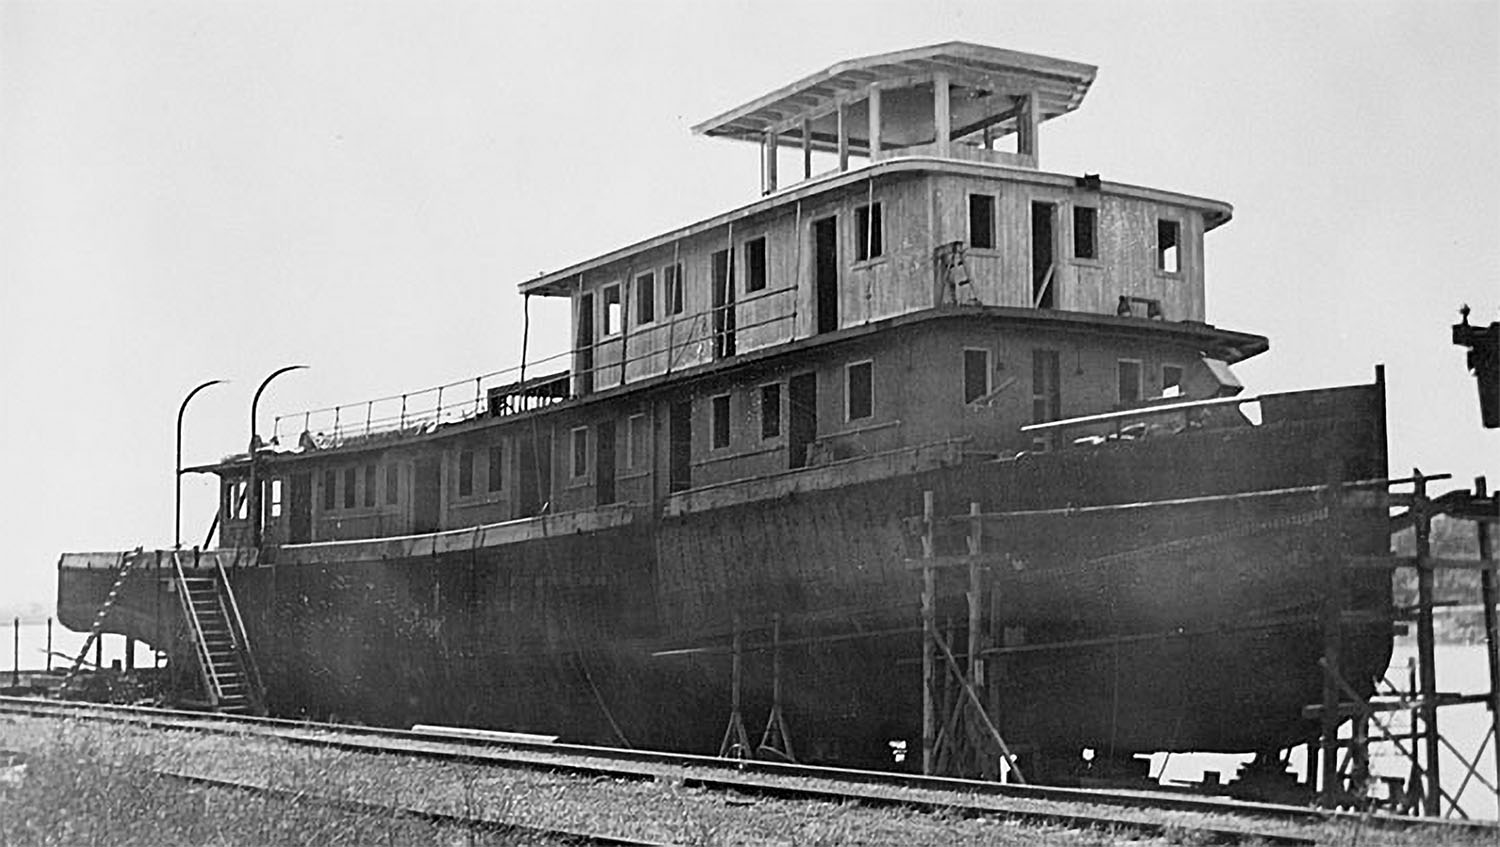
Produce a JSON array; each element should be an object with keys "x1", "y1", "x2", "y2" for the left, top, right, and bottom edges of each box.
[
  {"x1": 1414, "y1": 470, "x2": 1441, "y2": 815},
  {"x1": 1476, "y1": 476, "x2": 1499, "y2": 820}
]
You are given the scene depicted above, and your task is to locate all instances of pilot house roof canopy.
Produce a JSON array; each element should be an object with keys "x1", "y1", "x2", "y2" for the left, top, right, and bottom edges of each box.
[{"x1": 692, "y1": 42, "x2": 1097, "y2": 155}]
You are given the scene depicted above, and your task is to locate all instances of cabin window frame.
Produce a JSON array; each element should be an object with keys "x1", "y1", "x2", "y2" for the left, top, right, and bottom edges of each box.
[
  {"x1": 962, "y1": 347, "x2": 992, "y2": 404},
  {"x1": 343, "y1": 467, "x2": 357, "y2": 509},
  {"x1": 385, "y1": 463, "x2": 400, "y2": 505},
  {"x1": 1072, "y1": 205, "x2": 1100, "y2": 263},
  {"x1": 1117, "y1": 358, "x2": 1144, "y2": 407},
  {"x1": 710, "y1": 393, "x2": 732, "y2": 450},
  {"x1": 487, "y1": 443, "x2": 504, "y2": 493},
  {"x1": 457, "y1": 447, "x2": 475, "y2": 497},
  {"x1": 362, "y1": 464, "x2": 376, "y2": 508},
  {"x1": 570, "y1": 426, "x2": 590, "y2": 481},
  {"x1": 626, "y1": 413, "x2": 649, "y2": 471},
  {"x1": 846, "y1": 359, "x2": 874, "y2": 422},
  {"x1": 322, "y1": 469, "x2": 337, "y2": 511},
  {"x1": 744, "y1": 235, "x2": 768, "y2": 293},
  {"x1": 759, "y1": 382, "x2": 782, "y2": 440},
  {"x1": 853, "y1": 202, "x2": 884, "y2": 263},
  {"x1": 634, "y1": 270, "x2": 655, "y2": 326},
  {"x1": 1162, "y1": 364, "x2": 1184, "y2": 397},
  {"x1": 601, "y1": 283, "x2": 623, "y2": 337},
  {"x1": 1156, "y1": 218, "x2": 1181, "y2": 275},
  {"x1": 1031, "y1": 348, "x2": 1062, "y2": 452},
  {"x1": 663, "y1": 262, "x2": 684, "y2": 316},
  {"x1": 968, "y1": 193, "x2": 997, "y2": 251},
  {"x1": 268, "y1": 478, "x2": 283, "y2": 519}
]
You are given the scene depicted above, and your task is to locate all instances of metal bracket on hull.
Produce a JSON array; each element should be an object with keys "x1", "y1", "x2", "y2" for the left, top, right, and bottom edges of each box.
[{"x1": 718, "y1": 615, "x2": 752, "y2": 759}]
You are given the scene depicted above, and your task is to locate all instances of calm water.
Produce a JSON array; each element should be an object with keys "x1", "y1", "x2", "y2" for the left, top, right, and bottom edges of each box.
[{"x1": 7, "y1": 621, "x2": 1497, "y2": 818}]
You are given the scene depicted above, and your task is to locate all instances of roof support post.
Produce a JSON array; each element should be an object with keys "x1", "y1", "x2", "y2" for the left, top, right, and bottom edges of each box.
[
  {"x1": 801, "y1": 117, "x2": 812, "y2": 180},
  {"x1": 836, "y1": 103, "x2": 849, "y2": 172},
  {"x1": 762, "y1": 132, "x2": 778, "y2": 194},
  {"x1": 867, "y1": 85, "x2": 882, "y2": 160},
  {"x1": 933, "y1": 72, "x2": 951, "y2": 158},
  {"x1": 1018, "y1": 90, "x2": 1040, "y2": 163}
]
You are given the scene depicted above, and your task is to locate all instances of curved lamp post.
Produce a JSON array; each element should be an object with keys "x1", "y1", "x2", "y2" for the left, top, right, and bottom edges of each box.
[
  {"x1": 248, "y1": 365, "x2": 308, "y2": 548},
  {"x1": 176, "y1": 379, "x2": 228, "y2": 549}
]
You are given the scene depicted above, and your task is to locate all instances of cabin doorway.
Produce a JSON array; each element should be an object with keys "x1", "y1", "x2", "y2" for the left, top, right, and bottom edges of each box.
[
  {"x1": 813, "y1": 217, "x2": 839, "y2": 334},
  {"x1": 788, "y1": 372, "x2": 817, "y2": 469},
  {"x1": 1030, "y1": 202, "x2": 1055, "y2": 309},
  {"x1": 711, "y1": 249, "x2": 736, "y2": 358},
  {"x1": 669, "y1": 401, "x2": 692, "y2": 492},
  {"x1": 577, "y1": 293, "x2": 595, "y2": 394},
  {"x1": 595, "y1": 420, "x2": 616, "y2": 505},
  {"x1": 517, "y1": 430, "x2": 551, "y2": 517},
  {"x1": 412, "y1": 456, "x2": 442, "y2": 533},
  {"x1": 287, "y1": 472, "x2": 312, "y2": 543}
]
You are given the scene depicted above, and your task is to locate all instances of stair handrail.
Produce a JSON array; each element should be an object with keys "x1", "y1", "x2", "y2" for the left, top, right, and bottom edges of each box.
[
  {"x1": 210, "y1": 549, "x2": 266, "y2": 712},
  {"x1": 170, "y1": 549, "x2": 223, "y2": 707}
]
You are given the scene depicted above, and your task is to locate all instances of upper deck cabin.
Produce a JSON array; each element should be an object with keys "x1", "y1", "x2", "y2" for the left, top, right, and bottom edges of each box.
[{"x1": 520, "y1": 43, "x2": 1243, "y2": 398}]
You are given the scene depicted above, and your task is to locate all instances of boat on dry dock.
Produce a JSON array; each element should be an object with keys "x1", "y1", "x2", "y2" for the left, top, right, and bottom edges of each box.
[{"x1": 58, "y1": 43, "x2": 1392, "y2": 778}]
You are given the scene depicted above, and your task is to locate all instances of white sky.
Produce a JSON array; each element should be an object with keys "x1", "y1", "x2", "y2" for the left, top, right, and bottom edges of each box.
[{"x1": 1, "y1": 1, "x2": 1496, "y2": 611}]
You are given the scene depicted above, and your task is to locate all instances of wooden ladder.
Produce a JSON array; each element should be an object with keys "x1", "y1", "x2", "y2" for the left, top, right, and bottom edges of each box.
[
  {"x1": 170, "y1": 549, "x2": 265, "y2": 715},
  {"x1": 57, "y1": 547, "x2": 144, "y2": 696}
]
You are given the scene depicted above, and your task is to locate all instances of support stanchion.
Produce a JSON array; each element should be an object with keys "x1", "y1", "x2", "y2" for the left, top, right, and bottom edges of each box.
[
  {"x1": 920, "y1": 490, "x2": 936, "y2": 776},
  {"x1": 1476, "y1": 476, "x2": 1499, "y2": 820},
  {"x1": 718, "y1": 613, "x2": 751, "y2": 759},
  {"x1": 1413, "y1": 470, "x2": 1442, "y2": 816}
]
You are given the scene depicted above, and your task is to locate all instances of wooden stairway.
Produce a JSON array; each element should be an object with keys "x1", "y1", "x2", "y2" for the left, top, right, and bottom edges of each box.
[{"x1": 170, "y1": 550, "x2": 265, "y2": 715}]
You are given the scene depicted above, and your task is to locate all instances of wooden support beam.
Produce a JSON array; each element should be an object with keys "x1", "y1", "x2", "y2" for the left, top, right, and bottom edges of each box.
[
  {"x1": 763, "y1": 132, "x2": 778, "y2": 194},
  {"x1": 1476, "y1": 476, "x2": 1500, "y2": 820},
  {"x1": 921, "y1": 491, "x2": 936, "y2": 776},
  {"x1": 867, "y1": 85, "x2": 882, "y2": 160},
  {"x1": 1414, "y1": 470, "x2": 1442, "y2": 816},
  {"x1": 1018, "y1": 91, "x2": 1040, "y2": 161},
  {"x1": 836, "y1": 103, "x2": 849, "y2": 172},
  {"x1": 934, "y1": 72, "x2": 951, "y2": 158},
  {"x1": 801, "y1": 117, "x2": 812, "y2": 180}
]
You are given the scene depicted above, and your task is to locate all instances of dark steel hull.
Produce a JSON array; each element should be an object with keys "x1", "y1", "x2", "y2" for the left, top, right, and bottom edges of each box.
[{"x1": 59, "y1": 383, "x2": 1391, "y2": 767}]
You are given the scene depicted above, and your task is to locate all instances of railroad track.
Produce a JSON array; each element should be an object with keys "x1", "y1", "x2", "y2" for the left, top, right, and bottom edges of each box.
[{"x1": 2, "y1": 695, "x2": 1491, "y2": 845}]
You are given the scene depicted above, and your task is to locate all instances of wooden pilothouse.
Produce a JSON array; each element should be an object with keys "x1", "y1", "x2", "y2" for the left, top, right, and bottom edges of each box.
[{"x1": 59, "y1": 43, "x2": 1392, "y2": 778}]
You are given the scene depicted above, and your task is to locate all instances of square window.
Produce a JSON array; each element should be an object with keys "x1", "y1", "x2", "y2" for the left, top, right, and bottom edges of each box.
[
  {"x1": 711, "y1": 394, "x2": 731, "y2": 449},
  {"x1": 1118, "y1": 360, "x2": 1143, "y2": 406},
  {"x1": 602, "y1": 285, "x2": 622, "y2": 335},
  {"x1": 846, "y1": 360, "x2": 873, "y2": 421},
  {"x1": 963, "y1": 348, "x2": 991, "y2": 404},
  {"x1": 571, "y1": 427, "x2": 589, "y2": 479},
  {"x1": 969, "y1": 194, "x2": 995, "y2": 250},
  {"x1": 343, "y1": 467, "x2": 356, "y2": 509},
  {"x1": 1073, "y1": 206, "x2": 1097, "y2": 260},
  {"x1": 458, "y1": 448, "x2": 474, "y2": 496},
  {"x1": 745, "y1": 237, "x2": 767, "y2": 292},
  {"x1": 363, "y1": 464, "x2": 376, "y2": 507},
  {"x1": 323, "y1": 469, "x2": 337, "y2": 510},
  {"x1": 232, "y1": 481, "x2": 247, "y2": 520},
  {"x1": 1162, "y1": 364, "x2": 1184, "y2": 396},
  {"x1": 488, "y1": 444, "x2": 503, "y2": 492},
  {"x1": 627, "y1": 413, "x2": 648, "y2": 470},
  {"x1": 1157, "y1": 219, "x2": 1180, "y2": 273},
  {"x1": 385, "y1": 464, "x2": 399, "y2": 504},
  {"x1": 855, "y1": 203, "x2": 883, "y2": 261},
  {"x1": 635, "y1": 271, "x2": 655, "y2": 324},
  {"x1": 760, "y1": 383, "x2": 781, "y2": 440},
  {"x1": 664, "y1": 263, "x2": 684, "y2": 316}
]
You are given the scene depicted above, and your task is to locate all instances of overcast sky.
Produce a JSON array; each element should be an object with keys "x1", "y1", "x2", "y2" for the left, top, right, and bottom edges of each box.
[{"x1": 1, "y1": 0, "x2": 1496, "y2": 611}]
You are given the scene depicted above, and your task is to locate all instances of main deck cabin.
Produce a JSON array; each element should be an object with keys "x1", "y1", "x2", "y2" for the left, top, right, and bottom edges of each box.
[{"x1": 211, "y1": 43, "x2": 1267, "y2": 549}]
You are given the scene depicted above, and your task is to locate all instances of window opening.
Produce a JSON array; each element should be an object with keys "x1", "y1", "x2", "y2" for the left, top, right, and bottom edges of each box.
[
  {"x1": 1031, "y1": 349, "x2": 1061, "y2": 451},
  {"x1": 1118, "y1": 360, "x2": 1143, "y2": 406},
  {"x1": 363, "y1": 464, "x2": 376, "y2": 507},
  {"x1": 969, "y1": 194, "x2": 995, "y2": 250},
  {"x1": 1157, "y1": 219, "x2": 1180, "y2": 273},
  {"x1": 602, "y1": 284, "x2": 622, "y2": 336},
  {"x1": 635, "y1": 271, "x2": 655, "y2": 325},
  {"x1": 855, "y1": 203, "x2": 883, "y2": 261},
  {"x1": 1162, "y1": 364, "x2": 1184, "y2": 397},
  {"x1": 627, "y1": 413, "x2": 648, "y2": 470},
  {"x1": 571, "y1": 427, "x2": 589, "y2": 479},
  {"x1": 269, "y1": 479, "x2": 283, "y2": 519},
  {"x1": 760, "y1": 383, "x2": 781, "y2": 439},
  {"x1": 665, "y1": 263, "x2": 684, "y2": 316},
  {"x1": 711, "y1": 394, "x2": 731, "y2": 449},
  {"x1": 343, "y1": 467, "x2": 356, "y2": 509},
  {"x1": 711, "y1": 249, "x2": 736, "y2": 358},
  {"x1": 846, "y1": 360, "x2": 873, "y2": 421},
  {"x1": 1031, "y1": 202, "x2": 1055, "y2": 308},
  {"x1": 488, "y1": 444, "x2": 503, "y2": 492},
  {"x1": 745, "y1": 236, "x2": 768, "y2": 292},
  {"x1": 1073, "y1": 206, "x2": 1097, "y2": 260},
  {"x1": 963, "y1": 348, "x2": 991, "y2": 404},
  {"x1": 458, "y1": 448, "x2": 474, "y2": 496},
  {"x1": 323, "y1": 469, "x2": 337, "y2": 510},
  {"x1": 385, "y1": 464, "x2": 399, "y2": 504}
]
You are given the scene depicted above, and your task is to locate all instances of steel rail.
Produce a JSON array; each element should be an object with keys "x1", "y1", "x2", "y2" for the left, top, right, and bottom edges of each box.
[
  {"x1": 3, "y1": 696, "x2": 1494, "y2": 840},
  {"x1": 155, "y1": 770, "x2": 667, "y2": 847}
]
